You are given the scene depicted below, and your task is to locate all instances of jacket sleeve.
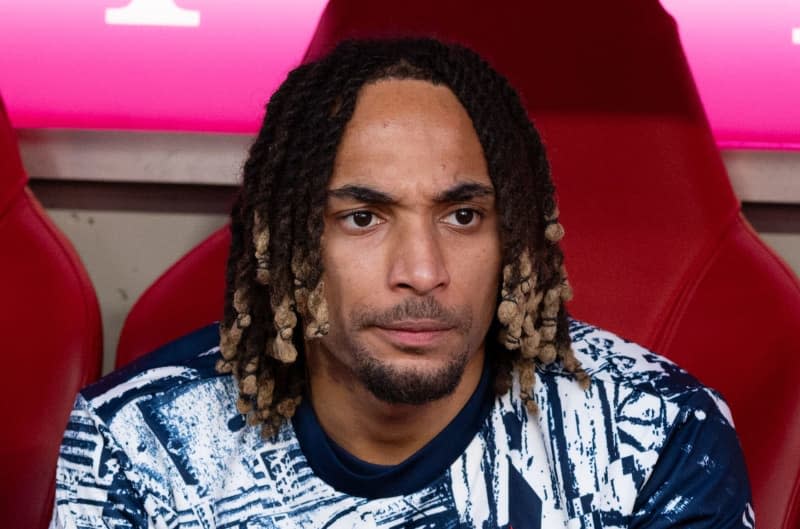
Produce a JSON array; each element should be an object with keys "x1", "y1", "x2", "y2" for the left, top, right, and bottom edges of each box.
[
  {"x1": 629, "y1": 390, "x2": 755, "y2": 528},
  {"x1": 49, "y1": 394, "x2": 150, "y2": 529}
]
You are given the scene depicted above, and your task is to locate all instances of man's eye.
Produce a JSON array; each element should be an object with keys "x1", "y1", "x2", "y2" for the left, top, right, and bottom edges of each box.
[
  {"x1": 445, "y1": 208, "x2": 481, "y2": 227},
  {"x1": 343, "y1": 210, "x2": 380, "y2": 229}
]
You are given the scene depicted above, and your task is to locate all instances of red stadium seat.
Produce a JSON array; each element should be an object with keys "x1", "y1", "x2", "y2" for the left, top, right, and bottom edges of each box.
[
  {"x1": 117, "y1": 1, "x2": 800, "y2": 526},
  {"x1": 0, "y1": 97, "x2": 103, "y2": 528},
  {"x1": 115, "y1": 225, "x2": 229, "y2": 368}
]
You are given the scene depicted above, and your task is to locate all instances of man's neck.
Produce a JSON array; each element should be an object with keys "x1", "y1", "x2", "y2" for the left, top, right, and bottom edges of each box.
[{"x1": 305, "y1": 345, "x2": 486, "y2": 466}]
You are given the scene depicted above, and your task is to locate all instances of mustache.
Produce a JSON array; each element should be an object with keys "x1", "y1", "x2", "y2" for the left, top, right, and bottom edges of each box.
[{"x1": 351, "y1": 297, "x2": 470, "y2": 330}]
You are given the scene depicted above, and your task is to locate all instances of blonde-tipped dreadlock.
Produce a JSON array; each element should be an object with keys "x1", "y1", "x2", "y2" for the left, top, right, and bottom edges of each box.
[
  {"x1": 218, "y1": 38, "x2": 590, "y2": 439},
  {"x1": 253, "y1": 211, "x2": 270, "y2": 285},
  {"x1": 271, "y1": 295, "x2": 299, "y2": 363},
  {"x1": 495, "y1": 244, "x2": 589, "y2": 414},
  {"x1": 220, "y1": 246, "x2": 330, "y2": 437}
]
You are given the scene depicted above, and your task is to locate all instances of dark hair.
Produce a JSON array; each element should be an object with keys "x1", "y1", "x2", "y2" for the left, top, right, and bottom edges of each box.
[{"x1": 218, "y1": 37, "x2": 588, "y2": 437}]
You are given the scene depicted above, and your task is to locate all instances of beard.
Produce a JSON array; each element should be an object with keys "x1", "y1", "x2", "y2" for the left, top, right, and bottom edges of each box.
[
  {"x1": 350, "y1": 341, "x2": 470, "y2": 405},
  {"x1": 339, "y1": 297, "x2": 474, "y2": 405}
]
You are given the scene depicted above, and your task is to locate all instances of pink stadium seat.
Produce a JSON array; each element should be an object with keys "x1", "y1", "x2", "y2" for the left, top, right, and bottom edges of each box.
[
  {"x1": 117, "y1": 1, "x2": 800, "y2": 526},
  {"x1": 0, "y1": 97, "x2": 103, "y2": 528}
]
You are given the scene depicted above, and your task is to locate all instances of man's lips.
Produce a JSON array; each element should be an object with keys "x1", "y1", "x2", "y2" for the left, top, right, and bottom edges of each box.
[{"x1": 374, "y1": 320, "x2": 455, "y2": 347}]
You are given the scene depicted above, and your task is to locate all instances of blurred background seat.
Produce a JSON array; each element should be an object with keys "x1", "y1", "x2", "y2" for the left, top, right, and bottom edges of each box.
[
  {"x1": 115, "y1": 224, "x2": 229, "y2": 368},
  {"x1": 0, "y1": 96, "x2": 103, "y2": 528},
  {"x1": 116, "y1": 0, "x2": 800, "y2": 526}
]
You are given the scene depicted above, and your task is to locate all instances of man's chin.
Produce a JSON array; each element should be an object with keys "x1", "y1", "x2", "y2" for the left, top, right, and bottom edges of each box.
[{"x1": 353, "y1": 352, "x2": 469, "y2": 406}]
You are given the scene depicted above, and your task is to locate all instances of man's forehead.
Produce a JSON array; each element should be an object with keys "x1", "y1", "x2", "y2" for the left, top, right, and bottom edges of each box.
[
  {"x1": 328, "y1": 78, "x2": 491, "y2": 194},
  {"x1": 342, "y1": 78, "x2": 473, "y2": 132}
]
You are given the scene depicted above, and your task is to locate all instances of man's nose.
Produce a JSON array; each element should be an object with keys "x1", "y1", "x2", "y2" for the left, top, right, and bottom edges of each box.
[{"x1": 388, "y1": 222, "x2": 450, "y2": 295}]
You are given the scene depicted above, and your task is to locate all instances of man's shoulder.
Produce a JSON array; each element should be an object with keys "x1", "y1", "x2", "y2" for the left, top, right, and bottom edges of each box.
[
  {"x1": 483, "y1": 320, "x2": 749, "y2": 523},
  {"x1": 56, "y1": 325, "x2": 273, "y2": 524},
  {"x1": 553, "y1": 319, "x2": 732, "y2": 420},
  {"x1": 80, "y1": 323, "x2": 236, "y2": 426},
  {"x1": 522, "y1": 320, "x2": 737, "y2": 473}
]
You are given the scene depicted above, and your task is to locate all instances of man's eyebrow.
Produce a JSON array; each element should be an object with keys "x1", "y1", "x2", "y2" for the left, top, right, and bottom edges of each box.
[
  {"x1": 326, "y1": 182, "x2": 494, "y2": 206},
  {"x1": 434, "y1": 182, "x2": 495, "y2": 203},
  {"x1": 326, "y1": 185, "x2": 396, "y2": 205}
]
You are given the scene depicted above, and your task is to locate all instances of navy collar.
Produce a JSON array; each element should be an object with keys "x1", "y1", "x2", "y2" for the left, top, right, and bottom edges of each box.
[{"x1": 292, "y1": 361, "x2": 495, "y2": 499}]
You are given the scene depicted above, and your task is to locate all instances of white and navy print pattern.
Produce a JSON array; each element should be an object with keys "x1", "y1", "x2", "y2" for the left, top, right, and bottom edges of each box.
[{"x1": 51, "y1": 321, "x2": 753, "y2": 528}]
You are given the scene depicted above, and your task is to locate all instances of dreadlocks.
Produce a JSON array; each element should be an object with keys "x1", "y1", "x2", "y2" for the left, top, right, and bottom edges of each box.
[{"x1": 218, "y1": 37, "x2": 589, "y2": 438}]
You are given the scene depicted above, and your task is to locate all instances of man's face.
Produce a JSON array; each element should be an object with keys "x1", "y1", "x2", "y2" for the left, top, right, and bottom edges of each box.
[{"x1": 316, "y1": 79, "x2": 502, "y2": 405}]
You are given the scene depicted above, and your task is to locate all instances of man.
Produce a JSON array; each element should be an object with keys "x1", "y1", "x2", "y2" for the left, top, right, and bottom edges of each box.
[{"x1": 51, "y1": 38, "x2": 753, "y2": 528}]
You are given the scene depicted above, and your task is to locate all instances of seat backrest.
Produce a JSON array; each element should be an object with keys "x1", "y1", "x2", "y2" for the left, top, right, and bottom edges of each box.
[
  {"x1": 0, "y1": 97, "x2": 103, "y2": 528},
  {"x1": 306, "y1": 2, "x2": 800, "y2": 525},
  {"x1": 115, "y1": 225, "x2": 229, "y2": 369},
  {"x1": 117, "y1": 1, "x2": 800, "y2": 525}
]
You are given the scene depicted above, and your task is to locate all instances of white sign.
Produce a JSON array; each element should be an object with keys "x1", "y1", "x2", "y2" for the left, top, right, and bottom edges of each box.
[{"x1": 105, "y1": 0, "x2": 201, "y2": 27}]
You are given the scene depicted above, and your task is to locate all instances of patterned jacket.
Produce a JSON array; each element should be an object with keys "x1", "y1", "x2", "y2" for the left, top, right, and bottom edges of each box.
[{"x1": 51, "y1": 321, "x2": 754, "y2": 528}]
